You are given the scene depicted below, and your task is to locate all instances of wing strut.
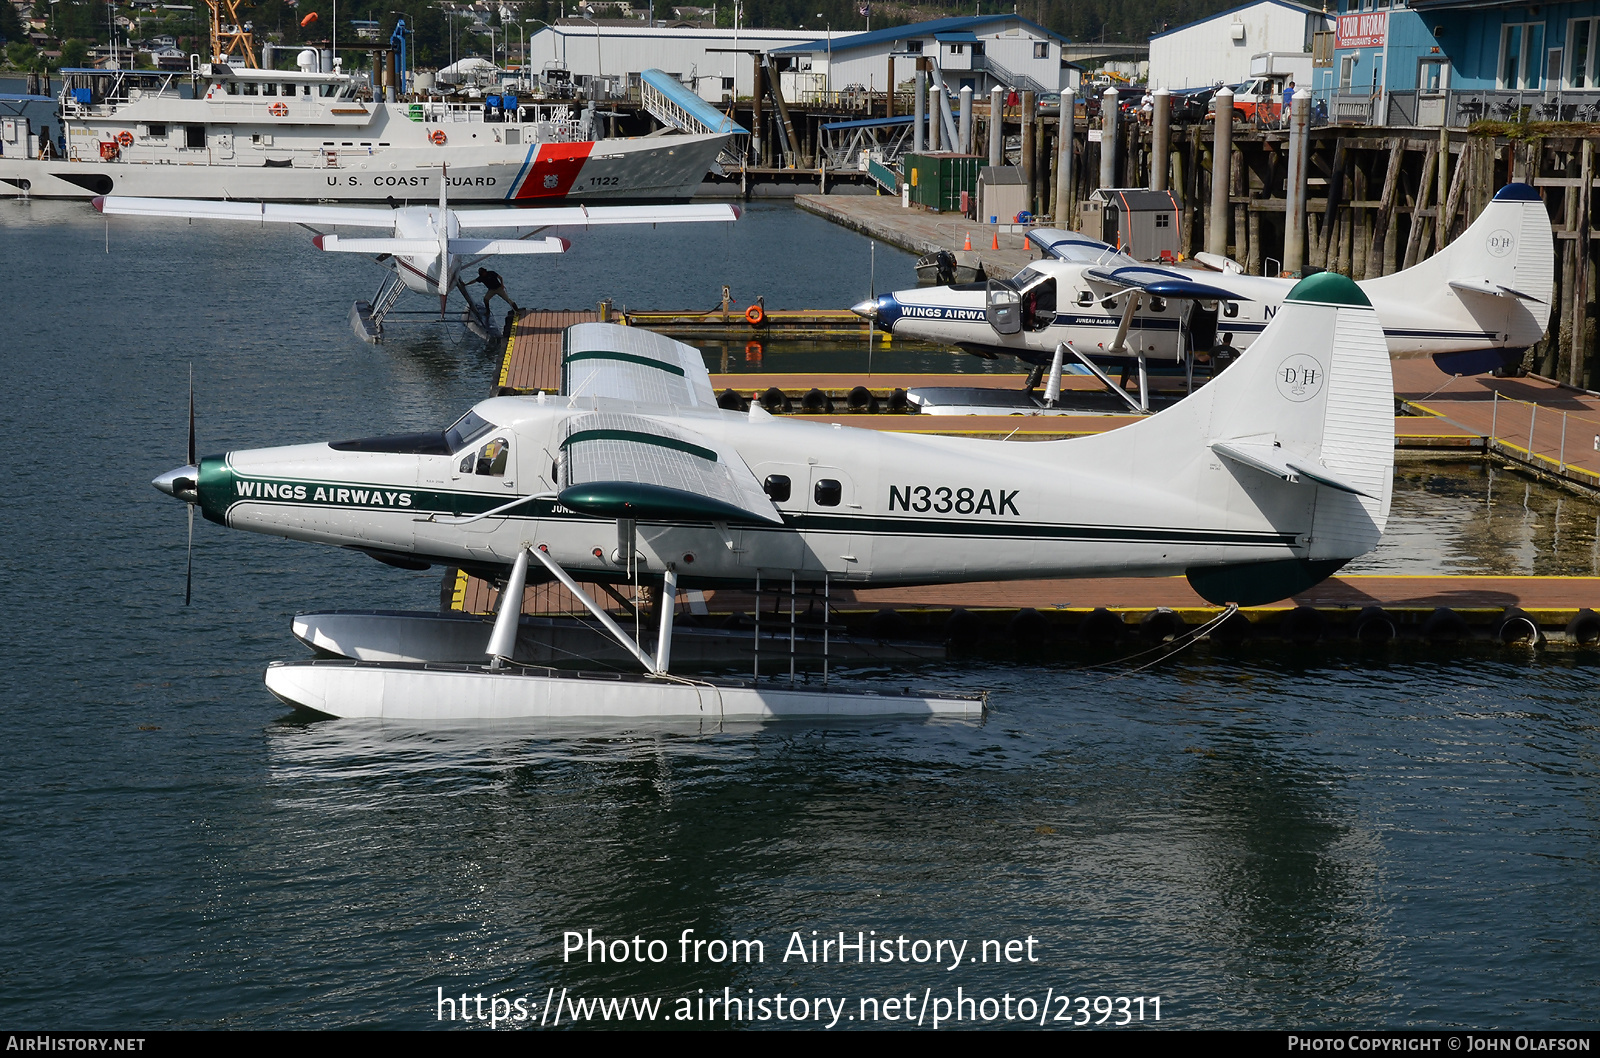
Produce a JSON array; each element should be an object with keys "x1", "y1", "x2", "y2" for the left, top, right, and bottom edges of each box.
[{"x1": 1062, "y1": 341, "x2": 1144, "y2": 414}]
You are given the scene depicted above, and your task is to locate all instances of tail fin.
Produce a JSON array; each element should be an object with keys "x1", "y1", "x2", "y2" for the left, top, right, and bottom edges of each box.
[
  {"x1": 1072, "y1": 271, "x2": 1393, "y2": 606},
  {"x1": 1363, "y1": 182, "x2": 1554, "y2": 373}
]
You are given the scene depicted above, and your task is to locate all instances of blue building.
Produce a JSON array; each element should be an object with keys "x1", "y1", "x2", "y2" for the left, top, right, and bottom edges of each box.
[{"x1": 1312, "y1": 0, "x2": 1600, "y2": 126}]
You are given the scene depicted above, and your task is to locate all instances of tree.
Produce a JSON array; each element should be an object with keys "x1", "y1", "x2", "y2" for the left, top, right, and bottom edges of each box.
[{"x1": 59, "y1": 38, "x2": 90, "y2": 68}]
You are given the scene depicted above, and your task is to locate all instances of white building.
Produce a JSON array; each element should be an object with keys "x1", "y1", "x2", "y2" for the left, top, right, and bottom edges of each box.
[
  {"x1": 1147, "y1": 1, "x2": 1330, "y2": 90},
  {"x1": 770, "y1": 15, "x2": 1077, "y2": 100},
  {"x1": 524, "y1": 23, "x2": 821, "y2": 101}
]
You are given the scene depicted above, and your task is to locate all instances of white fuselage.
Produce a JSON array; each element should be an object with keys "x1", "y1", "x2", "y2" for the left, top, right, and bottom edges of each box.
[
  {"x1": 193, "y1": 395, "x2": 1343, "y2": 590},
  {"x1": 874, "y1": 259, "x2": 1534, "y2": 366}
]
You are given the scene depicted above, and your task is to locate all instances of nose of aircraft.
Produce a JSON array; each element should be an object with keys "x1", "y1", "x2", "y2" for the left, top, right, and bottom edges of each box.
[
  {"x1": 153, "y1": 464, "x2": 199, "y2": 502},
  {"x1": 850, "y1": 297, "x2": 878, "y2": 321}
]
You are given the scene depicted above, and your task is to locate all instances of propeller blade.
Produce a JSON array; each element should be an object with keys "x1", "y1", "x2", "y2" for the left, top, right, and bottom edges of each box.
[
  {"x1": 184, "y1": 502, "x2": 193, "y2": 606},
  {"x1": 187, "y1": 365, "x2": 196, "y2": 466}
]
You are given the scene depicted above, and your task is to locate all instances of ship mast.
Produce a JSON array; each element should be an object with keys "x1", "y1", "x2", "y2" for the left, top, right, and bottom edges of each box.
[{"x1": 206, "y1": 0, "x2": 259, "y2": 67}]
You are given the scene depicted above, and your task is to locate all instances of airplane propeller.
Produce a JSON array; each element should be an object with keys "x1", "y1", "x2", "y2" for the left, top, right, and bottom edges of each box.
[
  {"x1": 152, "y1": 366, "x2": 201, "y2": 605},
  {"x1": 185, "y1": 369, "x2": 195, "y2": 605}
]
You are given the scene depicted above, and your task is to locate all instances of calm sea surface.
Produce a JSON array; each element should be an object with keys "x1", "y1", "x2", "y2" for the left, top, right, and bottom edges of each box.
[{"x1": 1, "y1": 196, "x2": 1598, "y2": 1030}]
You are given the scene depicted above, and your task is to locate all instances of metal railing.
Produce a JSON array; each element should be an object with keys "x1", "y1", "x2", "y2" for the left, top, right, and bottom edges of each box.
[{"x1": 1487, "y1": 388, "x2": 1600, "y2": 488}]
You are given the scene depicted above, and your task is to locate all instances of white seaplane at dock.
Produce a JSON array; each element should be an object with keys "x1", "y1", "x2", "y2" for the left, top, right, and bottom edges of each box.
[
  {"x1": 152, "y1": 271, "x2": 1394, "y2": 723},
  {"x1": 854, "y1": 183, "x2": 1553, "y2": 412},
  {"x1": 94, "y1": 177, "x2": 739, "y2": 341}
]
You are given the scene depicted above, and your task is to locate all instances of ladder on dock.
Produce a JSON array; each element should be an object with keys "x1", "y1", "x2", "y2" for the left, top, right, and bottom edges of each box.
[{"x1": 639, "y1": 68, "x2": 749, "y2": 168}]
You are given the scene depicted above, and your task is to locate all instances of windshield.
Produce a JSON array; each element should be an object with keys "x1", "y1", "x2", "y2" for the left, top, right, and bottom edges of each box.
[
  {"x1": 445, "y1": 410, "x2": 495, "y2": 453},
  {"x1": 1011, "y1": 265, "x2": 1044, "y2": 285}
]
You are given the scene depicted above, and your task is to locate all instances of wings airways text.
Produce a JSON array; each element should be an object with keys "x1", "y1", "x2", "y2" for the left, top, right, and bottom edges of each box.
[
  {"x1": 889, "y1": 485, "x2": 1020, "y2": 516},
  {"x1": 235, "y1": 479, "x2": 414, "y2": 508}
]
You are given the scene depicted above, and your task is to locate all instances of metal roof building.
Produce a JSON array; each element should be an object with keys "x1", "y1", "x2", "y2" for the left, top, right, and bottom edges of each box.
[
  {"x1": 1148, "y1": 1, "x2": 1331, "y2": 90},
  {"x1": 769, "y1": 15, "x2": 1079, "y2": 98},
  {"x1": 524, "y1": 24, "x2": 820, "y2": 101}
]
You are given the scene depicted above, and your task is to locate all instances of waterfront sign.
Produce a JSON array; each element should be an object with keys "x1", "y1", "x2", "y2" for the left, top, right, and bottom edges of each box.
[{"x1": 1336, "y1": 11, "x2": 1387, "y2": 48}]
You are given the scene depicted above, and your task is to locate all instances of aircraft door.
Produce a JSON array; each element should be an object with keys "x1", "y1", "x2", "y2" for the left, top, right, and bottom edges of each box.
[
  {"x1": 1182, "y1": 300, "x2": 1219, "y2": 356},
  {"x1": 804, "y1": 466, "x2": 872, "y2": 576},
  {"x1": 448, "y1": 433, "x2": 516, "y2": 533},
  {"x1": 986, "y1": 277, "x2": 1022, "y2": 334},
  {"x1": 1018, "y1": 273, "x2": 1057, "y2": 331},
  {"x1": 736, "y1": 462, "x2": 806, "y2": 571}
]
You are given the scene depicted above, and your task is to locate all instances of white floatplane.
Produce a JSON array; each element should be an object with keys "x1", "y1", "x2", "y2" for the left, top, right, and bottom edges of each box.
[
  {"x1": 853, "y1": 183, "x2": 1554, "y2": 400},
  {"x1": 153, "y1": 270, "x2": 1394, "y2": 722},
  {"x1": 94, "y1": 176, "x2": 738, "y2": 340}
]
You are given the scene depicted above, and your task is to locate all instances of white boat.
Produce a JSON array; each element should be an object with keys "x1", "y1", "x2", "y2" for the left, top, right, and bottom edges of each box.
[{"x1": 0, "y1": 63, "x2": 731, "y2": 203}]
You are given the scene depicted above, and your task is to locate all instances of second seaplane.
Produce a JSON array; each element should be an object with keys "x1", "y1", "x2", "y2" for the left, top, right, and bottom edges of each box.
[
  {"x1": 854, "y1": 183, "x2": 1553, "y2": 413},
  {"x1": 153, "y1": 272, "x2": 1394, "y2": 723},
  {"x1": 93, "y1": 173, "x2": 739, "y2": 342}
]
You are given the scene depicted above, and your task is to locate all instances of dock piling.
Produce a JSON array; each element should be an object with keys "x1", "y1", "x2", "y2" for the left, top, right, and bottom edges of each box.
[
  {"x1": 1056, "y1": 89, "x2": 1075, "y2": 227},
  {"x1": 1207, "y1": 88, "x2": 1232, "y2": 258},
  {"x1": 987, "y1": 86, "x2": 1003, "y2": 168},
  {"x1": 1151, "y1": 88, "x2": 1170, "y2": 193},
  {"x1": 913, "y1": 67, "x2": 925, "y2": 153},
  {"x1": 959, "y1": 86, "x2": 973, "y2": 155},
  {"x1": 1283, "y1": 88, "x2": 1309, "y2": 277},
  {"x1": 1101, "y1": 88, "x2": 1119, "y2": 191}
]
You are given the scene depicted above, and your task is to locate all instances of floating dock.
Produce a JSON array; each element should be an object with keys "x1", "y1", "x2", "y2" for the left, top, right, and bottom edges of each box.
[{"x1": 449, "y1": 309, "x2": 1600, "y2": 648}]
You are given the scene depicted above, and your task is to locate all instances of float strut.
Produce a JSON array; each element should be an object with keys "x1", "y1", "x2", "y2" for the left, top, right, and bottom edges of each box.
[{"x1": 486, "y1": 547, "x2": 530, "y2": 668}]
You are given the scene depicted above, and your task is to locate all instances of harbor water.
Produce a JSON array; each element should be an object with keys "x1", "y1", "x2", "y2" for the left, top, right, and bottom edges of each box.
[{"x1": 1, "y1": 197, "x2": 1597, "y2": 1029}]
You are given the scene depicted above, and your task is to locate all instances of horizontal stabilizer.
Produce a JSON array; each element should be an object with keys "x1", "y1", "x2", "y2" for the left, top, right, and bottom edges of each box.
[
  {"x1": 1211, "y1": 441, "x2": 1376, "y2": 498},
  {"x1": 1192, "y1": 251, "x2": 1244, "y2": 274},
  {"x1": 313, "y1": 235, "x2": 438, "y2": 254},
  {"x1": 94, "y1": 195, "x2": 397, "y2": 228},
  {"x1": 448, "y1": 203, "x2": 741, "y2": 229},
  {"x1": 1448, "y1": 276, "x2": 1545, "y2": 302},
  {"x1": 448, "y1": 237, "x2": 568, "y2": 255}
]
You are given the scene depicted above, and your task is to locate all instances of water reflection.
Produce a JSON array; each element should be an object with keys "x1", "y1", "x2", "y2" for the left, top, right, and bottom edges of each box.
[{"x1": 1349, "y1": 458, "x2": 1600, "y2": 576}]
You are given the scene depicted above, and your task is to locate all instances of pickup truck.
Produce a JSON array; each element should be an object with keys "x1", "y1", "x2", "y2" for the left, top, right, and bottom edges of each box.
[{"x1": 1210, "y1": 75, "x2": 1291, "y2": 124}]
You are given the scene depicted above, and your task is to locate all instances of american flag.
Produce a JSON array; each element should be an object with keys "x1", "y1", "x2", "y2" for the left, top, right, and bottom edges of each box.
[{"x1": 858, "y1": 4, "x2": 869, "y2": 15}]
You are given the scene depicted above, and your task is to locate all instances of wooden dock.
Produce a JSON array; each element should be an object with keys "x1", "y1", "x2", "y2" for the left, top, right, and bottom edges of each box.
[{"x1": 459, "y1": 310, "x2": 1600, "y2": 642}]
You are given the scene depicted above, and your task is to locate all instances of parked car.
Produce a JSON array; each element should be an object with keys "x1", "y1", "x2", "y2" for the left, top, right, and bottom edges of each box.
[{"x1": 1167, "y1": 85, "x2": 1218, "y2": 125}]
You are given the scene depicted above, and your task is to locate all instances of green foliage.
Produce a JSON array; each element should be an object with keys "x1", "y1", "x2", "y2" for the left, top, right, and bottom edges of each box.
[
  {"x1": 59, "y1": 38, "x2": 89, "y2": 68},
  {"x1": 0, "y1": 0, "x2": 24, "y2": 45}
]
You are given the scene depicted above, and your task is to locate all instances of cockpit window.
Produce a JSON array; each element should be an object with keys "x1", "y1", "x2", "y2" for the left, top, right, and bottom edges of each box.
[
  {"x1": 1011, "y1": 265, "x2": 1044, "y2": 285},
  {"x1": 445, "y1": 411, "x2": 495, "y2": 453},
  {"x1": 475, "y1": 438, "x2": 510, "y2": 477}
]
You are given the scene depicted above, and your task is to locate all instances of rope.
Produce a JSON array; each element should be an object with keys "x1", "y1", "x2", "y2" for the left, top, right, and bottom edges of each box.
[{"x1": 1080, "y1": 603, "x2": 1241, "y2": 684}]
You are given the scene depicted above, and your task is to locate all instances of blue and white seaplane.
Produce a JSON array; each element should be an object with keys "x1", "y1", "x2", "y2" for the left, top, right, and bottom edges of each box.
[
  {"x1": 152, "y1": 271, "x2": 1394, "y2": 723},
  {"x1": 854, "y1": 183, "x2": 1553, "y2": 412},
  {"x1": 93, "y1": 173, "x2": 739, "y2": 342}
]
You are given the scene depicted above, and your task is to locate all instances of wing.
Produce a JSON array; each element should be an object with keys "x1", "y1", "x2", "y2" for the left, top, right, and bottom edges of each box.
[
  {"x1": 561, "y1": 322, "x2": 717, "y2": 408},
  {"x1": 449, "y1": 203, "x2": 741, "y2": 230},
  {"x1": 93, "y1": 196, "x2": 398, "y2": 228},
  {"x1": 1026, "y1": 227, "x2": 1133, "y2": 264},
  {"x1": 557, "y1": 410, "x2": 783, "y2": 525},
  {"x1": 1082, "y1": 263, "x2": 1251, "y2": 302}
]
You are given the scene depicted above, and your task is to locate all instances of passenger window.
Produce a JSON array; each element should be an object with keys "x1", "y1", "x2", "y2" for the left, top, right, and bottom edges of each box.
[
  {"x1": 475, "y1": 438, "x2": 509, "y2": 476},
  {"x1": 1150, "y1": 297, "x2": 1167, "y2": 312},
  {"x1": 763, "y1": 474, "x2": 791, "y2": 502},
  {"x1": 263, "y1": 83, "x2": 277, "y2": 96},
  {"x1": 241, "y1": 82, "x2": 257, "y2": 95},
  {"x1": 1223, "y1": 302, "x2": 1239, "y2": 318},
  {"x1": 1076, "y1": 290, "x2": 1093, "y2": 306},
  {"x1": 814, "y1": 479, "x2": 841, "y2": 507}
]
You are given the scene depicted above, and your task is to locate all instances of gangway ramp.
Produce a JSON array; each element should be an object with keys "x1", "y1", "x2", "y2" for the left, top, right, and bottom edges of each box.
[{"x1": 640, "y1": 68, "x2": 748, "y2": 168}]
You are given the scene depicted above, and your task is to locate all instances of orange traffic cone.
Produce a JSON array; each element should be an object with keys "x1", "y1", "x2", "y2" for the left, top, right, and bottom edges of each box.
[
  {"x1": 963, "y1": 232, "x2": 972, "y2": 250},
  {"x1": 991, "y1": 231, "x2": 1000, "y2": 250}
]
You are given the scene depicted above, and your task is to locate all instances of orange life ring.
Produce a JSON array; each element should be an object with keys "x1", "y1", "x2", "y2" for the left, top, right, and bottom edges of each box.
[
  {"x1": 745, "y1": 304, "x2": 764, "y2": 325},
  {"x1": 268, "y1": 102, "x2": 289, "y2": 117},
  {"x1": 430, "y1": 129, "x2": 447, "y2": 146},
  {"x1": 116, "y1": 130, "x2": 134, "y2": 147}
]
